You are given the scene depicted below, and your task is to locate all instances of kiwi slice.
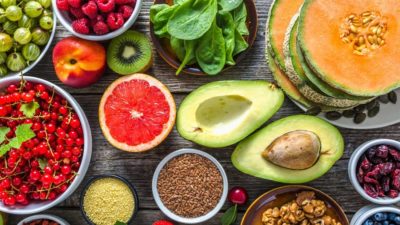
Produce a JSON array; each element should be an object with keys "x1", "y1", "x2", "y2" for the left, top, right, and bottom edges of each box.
[{"x1": 107, "y1": 30, "x2": 153, "y2": 75}]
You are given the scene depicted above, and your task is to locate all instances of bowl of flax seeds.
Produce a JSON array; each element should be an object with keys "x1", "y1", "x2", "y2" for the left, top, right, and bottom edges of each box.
[{"x1": 152, "y1": 148, "x2": 229, "y2": 224}]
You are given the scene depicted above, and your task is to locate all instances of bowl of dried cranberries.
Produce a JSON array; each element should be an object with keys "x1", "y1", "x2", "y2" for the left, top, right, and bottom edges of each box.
[
  {"x1": 349, "y1": 139, "x2": 400, "y2": 204},
  {"x1": 0, "y1": 76, "x2": 92, "y2": 214},
  {"x1": 52, "y1": 0, "x2": 142, "y2": 41}
]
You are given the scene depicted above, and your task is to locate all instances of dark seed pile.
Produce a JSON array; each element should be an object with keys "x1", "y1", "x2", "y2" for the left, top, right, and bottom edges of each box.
[
  {"x1": 306, "y1": 91, "x2": 397, "y2": 124},
  {"x1": 157, "y1": 154, "x2": 223, "y2": 218}
]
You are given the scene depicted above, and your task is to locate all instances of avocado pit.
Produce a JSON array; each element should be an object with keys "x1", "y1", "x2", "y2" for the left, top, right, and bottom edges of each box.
[{"x1": 262, "y1": 130, "x2": 321, "y2": 170}]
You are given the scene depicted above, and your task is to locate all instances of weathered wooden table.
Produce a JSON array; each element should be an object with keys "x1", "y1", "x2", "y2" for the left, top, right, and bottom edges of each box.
[{"x1": 8, "y1": 0, "x2": 398, "y2": 224}]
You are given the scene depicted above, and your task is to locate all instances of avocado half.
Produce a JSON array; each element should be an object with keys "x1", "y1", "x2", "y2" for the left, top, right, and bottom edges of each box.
[
  {"x1": 177, "y1": 80, "x2": 284, "y2": 148},
  {"x1": 232, "y1": 115, "x2": 344, "y2": 183}
]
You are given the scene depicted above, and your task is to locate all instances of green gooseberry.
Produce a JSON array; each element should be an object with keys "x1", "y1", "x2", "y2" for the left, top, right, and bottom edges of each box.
[
  {"x1": 0, "y1": 64, "x2": 8, "y2": 76},
  {"x1": 5, "y1": 5, "x2": 22, "y2": 21},
  {"x1": 39, "y1": 15, "x2": 52, "y2": 30},
  {"x1": 6, "y1": 52, "x2": 26, "y2": 72},
  {"x1": 0, "y1": 32, "x2": 13, "y2": 52},
  {"x1": 24, "y1": 1, "x2": 43, "y2": 18},
  {"x1": 13, "y1": 27, "x2": 31, "y2": 44},
  {"x1": 22, "y1": 43, "x2": 40, "y2": 61}
]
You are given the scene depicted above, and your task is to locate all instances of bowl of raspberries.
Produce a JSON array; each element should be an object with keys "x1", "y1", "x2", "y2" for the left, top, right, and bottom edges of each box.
[
  {"x1": 53, "y1": 0, "x2": 141, "y2": 40},
  {"x1": 349, "y1": 139, "x2": 400, "y2": 205}
]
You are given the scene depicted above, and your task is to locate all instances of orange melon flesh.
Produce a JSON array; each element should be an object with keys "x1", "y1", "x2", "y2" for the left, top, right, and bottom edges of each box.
[
  {"x1": 268, "y1": 0, "x2": 304, "y2": 69},
  {"x1": 299, "y1": 0, "x2": 400, "y2": 96}
]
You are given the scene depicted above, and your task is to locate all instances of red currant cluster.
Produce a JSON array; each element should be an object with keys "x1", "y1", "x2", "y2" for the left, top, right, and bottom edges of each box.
[{"x1": 0, "y1": 80, "x2": 84, "y2": 206}]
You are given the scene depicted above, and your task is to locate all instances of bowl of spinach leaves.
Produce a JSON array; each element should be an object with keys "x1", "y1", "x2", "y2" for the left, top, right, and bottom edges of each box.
[{"x1": 149, "y1": 0, "x2": 257, "y2": 76}]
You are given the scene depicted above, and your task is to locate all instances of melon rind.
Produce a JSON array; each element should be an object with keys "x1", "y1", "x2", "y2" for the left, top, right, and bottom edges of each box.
[{"x1": 283, "y1": 14, "x2": 373, "y2": 108}]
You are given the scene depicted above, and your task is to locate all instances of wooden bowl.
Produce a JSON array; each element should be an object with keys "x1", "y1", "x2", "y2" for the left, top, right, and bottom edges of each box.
[
  {"x1": 241, "y1": 185, "x2": 349, "y2": 225},
  {"x1": 149, "y1": 0, "x2": 258, "y2": 76}
]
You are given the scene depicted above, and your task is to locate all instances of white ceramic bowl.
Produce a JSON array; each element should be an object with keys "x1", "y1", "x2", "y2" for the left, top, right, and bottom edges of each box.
[
  {"x1": 349, "y1": 139, "x2": 400, "y2": 205},
  {"x1": 7, "y1": 9, "x2": 56, "y2": 77},
  {"x1": 351, "y1": 205, "x2": 400, "y2": 225},
  {"x1": 52, "y1": 0, "x2": 142, "y2": 41},
  {"x1": 0, "y1": 76, "x2": 92, "y2": 215},
  {"x1": 18, "y1": 214, "x2": 70, "y2": 225},
  {"x1": 152, "y1": 148, "x2": 229, "y2": 224}
]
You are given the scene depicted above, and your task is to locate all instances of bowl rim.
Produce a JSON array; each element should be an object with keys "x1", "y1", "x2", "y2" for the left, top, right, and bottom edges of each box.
[
  {"x1": 0, "y1": 75, "x2": 92, "y2": 215},
  {"x1": 351, "y1": 205, "x2": 400, "y2": 225},
  {"x1": 241, "y1": 185, "x2": 349, "y2": 225},
  {"x1": 79, "y1": 174, "x2": 139, "y2": 225},
  {"x1": 348, "y1": 139, "x2": 400, "y2": 205},
  {"x1": 7, "y1": 9, "x2": 57, "y2": 77},
  {"x1": 149, "y1": 0, "x2": 258, "y2": 76},
  {"x1": 17, "y1": 214, "x2": 70, "y2": 225},
  {"x1": 52, "y1": 0, "x2": 142, "y2": 41},
  {"x1": 152, "y1": 148, "x2": 229, "y2": 224}
]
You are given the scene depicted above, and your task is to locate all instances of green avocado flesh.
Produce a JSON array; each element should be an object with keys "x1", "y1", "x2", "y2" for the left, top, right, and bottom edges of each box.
[
  {"x1": 232, "y1": 115, "x2": 344, "y2": 183},
  {"x1": 177, "y1": 80, "x2": 284, "y2": 148}
]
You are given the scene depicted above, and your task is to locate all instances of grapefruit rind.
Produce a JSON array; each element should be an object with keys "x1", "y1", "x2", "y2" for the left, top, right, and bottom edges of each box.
[{"x1": 99, "y1": 73, "x2": 176, "y2": 152}]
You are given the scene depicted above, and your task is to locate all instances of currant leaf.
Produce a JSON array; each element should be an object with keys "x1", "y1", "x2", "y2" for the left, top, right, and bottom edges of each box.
[
  {"x1": 20, "y1": 101, "x2": 40, "y2": 118},
  {"x1": 0, "y1": 144, "x2": 10, "y2": 157},
  {"x1": 0, "y1": 127, "x2": 10, "y2": 143},
  {"x1": 38, "y1": 158, "x2": 48, "y2": 170},
  {"x1": 8, "y1": 124, "x2": 35, "y2": 149}
]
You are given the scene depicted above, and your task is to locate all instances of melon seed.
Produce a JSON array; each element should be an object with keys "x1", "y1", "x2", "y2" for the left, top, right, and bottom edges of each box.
[
  {"x1": 325, "y1": 111, "x2": 342, "y2": 121},
  {"x1": 388, "y1": 91, "x2": 397, "y2": 104},
  {"x1": 354, "y1": 112, "x2": 366, "y2": 124},
  {"x1": 366, "y1": 99, "x2": 378, "y2": 110},
  {"x1": 305, "y1": 107, "x2": 321, "y2": 116},
  {"x1": 379, "y1": 95, "x2": 389, "y2": 104},
  {"x1": 367, "y1": 105, "x2": 380, "y2": 118},
  {"x1": 354, "y1": 104, "x2": 366, "y2": 112},
  {"x1": 342, "y1": 110, "x2": 355, "y2": 118}
]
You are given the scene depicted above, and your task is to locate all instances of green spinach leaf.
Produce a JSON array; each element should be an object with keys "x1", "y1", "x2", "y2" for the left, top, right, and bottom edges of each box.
[
  {"x1": 176, "y1": 40, "x2": 196, "y2": 75},
  {"x1": 232, "y1": 3, "x2": 249, "y2": 35},
  {"x1": 150, "y1": 4, "x2": 169, "y2": 23},
  {"x1": 173, "y1": 0, "x2": 187, "y2": 4},
  {"x1": 195, "y1": 20, "x2": 226, "y2": 75},
  {"x1": 167, "y1": 0, "x2": 218, "y2": 40},
  {"x1": 170, "y1": 36, "x2": 186, "y2": 61},
  {"x1": 150, "y1": 4, "x2": 179, "y2": 38},
  {"x1": 218, "y1": 11, "x2": 236, "y2": 65},
  {"x1": 218, "y1": 0, "x2": 242, "y2": 12},
  {"x1": 233, "y1": 28, "x2": 249, "y2": 56}
]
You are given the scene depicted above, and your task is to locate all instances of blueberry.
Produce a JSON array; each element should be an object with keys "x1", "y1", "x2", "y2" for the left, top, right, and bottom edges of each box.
[
  {"x1": 384, "y1": 221, "x2": 390, "y2": 225},
  {"x1": 375, "y1": 213, "x2": 388, "y2": 222},
  {"x1": 364, "y1": 219, "x2": 374, "y2": 225},
  {"x1": 394, "y1": 216, "x2": 400, "y2": 225},
  {"x1": 389, "y1": 213, "x2": 398, "y2": 221}
]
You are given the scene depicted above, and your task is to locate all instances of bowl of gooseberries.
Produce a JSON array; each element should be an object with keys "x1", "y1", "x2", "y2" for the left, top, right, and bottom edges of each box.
[
  {"x1": 0, "y1": 0, "x2": 56, "y2": 77},
  {"x1": 0, "y1": 76, "x2": 92, "y2": 215}
]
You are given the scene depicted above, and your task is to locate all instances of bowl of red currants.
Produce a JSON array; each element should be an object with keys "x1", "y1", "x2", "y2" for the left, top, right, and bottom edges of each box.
[
  {"x1": 349, "y1": 139, "x2": 400, "y2": 204},
  {"x1": 0, "y1": 75, "x2": 92, "y2": 214},
  {"x1": 52, "y1": 0, "x2": 142, "y2": 41}
]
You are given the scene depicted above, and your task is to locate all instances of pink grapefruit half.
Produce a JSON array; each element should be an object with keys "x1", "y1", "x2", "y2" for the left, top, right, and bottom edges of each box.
[{"x1": 99, "y1": 74, "x2": 176, "y2": 152}]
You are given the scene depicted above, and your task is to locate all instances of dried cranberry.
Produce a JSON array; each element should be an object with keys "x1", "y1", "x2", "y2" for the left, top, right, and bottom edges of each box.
[
  {"x1": 364, "y1": 184, "x2": 378, "y2": 198},
  {"x1": 357, "y1": 166, "x2": 365, "y2": 184},
  {"x1": 388, "y1": 189, "x2": 399, "y2": 198},
  {"x1": 378, "y1": 162, "x2": 395, "y2": 175},
  {"x1": 366, "y1": 147, "x2": 377, "y2": 160},
  {"x1": 389, "y1": 148, "x2": 400, "y2": 161},
  {"x1": 382, "y1": 176, "x2": 391, "y2": 192},
  {"x1": 364, "y1": 176, "x2": 379, "y2": 184},
  {"x1": 391, "y1": 169, "x2": 400, "y2": 190},
  {"x1": 366, "y1": 167, "x2": 381, "y2": 179},
  {"x1": 375, "y1": 184, "x2": 385, "y2": 197},
  {"x1": 376, "y1": 145, "x2": 389, "y2": 158},
  {"x1": 360, "y1": 157, "x2": 372, "y2": 171}
]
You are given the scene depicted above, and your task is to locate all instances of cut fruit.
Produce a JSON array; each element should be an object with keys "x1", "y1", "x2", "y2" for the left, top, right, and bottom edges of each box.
[
  {"x1": 298, "y1": 0, "x2": 400, "y2": 96},
  {"x1": 107, "y1": 30, "x2": 153, "y2": 75},
  {"x1": 283, "y1": 15, "x2": 372, "y2": 108},
  {"x1": 232, "y1": 115, "x2": 344, "y2": 183},
  {"x1": 99, "y1": 73, "x2": 176, "y2": 152},
  {"x1": 177, "y1": 80, "x2": 284, "y2": 148},
  {"x1": 266, "y1": 0, "x2": 304, "y2": 70}
]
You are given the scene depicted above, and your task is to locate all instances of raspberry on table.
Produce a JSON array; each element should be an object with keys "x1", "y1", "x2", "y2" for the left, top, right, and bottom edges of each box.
[
  {"x1": 118, "y1": 5, "x2": 133, "y2": 20},
  {"x1": 72, "y1": 18, "x2": 90, "y2": 34},
  {"x1": 67, "y1": 0, "x2": 81, "y2": 8},
  {"x1": 69, "y1": 7, "x2": 86, "y2": 19},
  {"x1": 96, "y1": 0, "x2": 115, "y2": 13},
  {"x1": 115, "y1": 0, "x2": 135, "y2": 5},
  {"x1": 107, "y1": 12, "x2": 124, "y2": 30},
  {"x1": 93, "y1": 21, "x2": 109, "y2": 35},
  {"x1": 56, "y1": 0, "x2": 69, "y2": 10},
  {"x1": 82, "y1": 0, "x2": 98, "y2": 19},
  {"x1": 153, "y1": 220, "x2": 174, "y2": 225}
]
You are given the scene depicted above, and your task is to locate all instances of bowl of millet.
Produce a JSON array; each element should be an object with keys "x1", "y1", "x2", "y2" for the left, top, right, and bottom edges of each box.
[
  {"x1": 52, "y1": 0, "x2": 142, "y2": 40},
  {"x1": 152, "y1": 148, "x2": 229, "y2": 224}
]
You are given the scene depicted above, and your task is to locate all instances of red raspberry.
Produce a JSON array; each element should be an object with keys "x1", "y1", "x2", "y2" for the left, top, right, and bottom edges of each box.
[
  {"x1": 96, "y1": 0, "x2": 115, "y2": 13},
  {"x1": 106, "y1": 12, "x2": 124, "y2": 30},
  {"x1": 153, "y1": 221, "x2": 174, "y2": 225},
  {"x1": 115, "y1": 0, "x2": 135, "y2": 5},
  {"x1": 118, "y1": 5, "x2": 133, "y2": 20},
  {"x1": 69, "y1": 7, "x2": 85, "y2": 19},
  {"x1": 67, "y1": 0, "x2": 81, "y2": 8},
  {"x1": 82, "y1": 0, "x2": 98, "y2": 19},
  {"x1": 56, "y1": 0, "x2": 69, "y2": 10},
  {"x1": 93, "y1": 21, "x2": 109, "y2": 35},
  {"x1": 72, "y1": 18, "x2": 90, "y2": 34}
]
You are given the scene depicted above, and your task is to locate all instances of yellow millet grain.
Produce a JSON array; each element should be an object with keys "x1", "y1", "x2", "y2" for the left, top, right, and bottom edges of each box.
[{"x1": 83, "y1": 178, "x2": 135, "y2": 225}]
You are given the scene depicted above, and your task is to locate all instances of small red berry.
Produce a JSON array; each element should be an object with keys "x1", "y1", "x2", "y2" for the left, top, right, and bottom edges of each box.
[
  {"x1": 67, "y1": 0, "x2": 81, "y2": 8},
  {"x1": 228, "y1": 187, "x2": 248, "y2": 205},
  {"x1": 70, "y1": 7, "x2": 86, "y2": 19},
  {"x1": 72, "y1": 18, "x2": 90, "y2": 34},
  {"x1": 107, "y1": 12, "x2": 124, "y2": 31},
  {"x1": 82, "y1": 0, "x2": 98, "y2": 19},
  {"x1": 96, "y1": 0, "x2": 115, "y2": 12},
  {"x1": 153, "y1": 220, "x2": 174, "y2": 225},
  {"x1": 115, "y1": 0, "x2": 135, "y2": 5},
  {"x1": 118, "y1": 5, "x2": 133, "y2": 19},
  {"x1": 93, "y1": 21, "x2": 109, "y2": 35}
]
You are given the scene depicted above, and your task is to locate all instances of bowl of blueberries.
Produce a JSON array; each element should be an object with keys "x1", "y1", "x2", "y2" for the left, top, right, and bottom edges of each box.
[{"x1": 351, "y1": 205, "x2": 400, "y2": 225}]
